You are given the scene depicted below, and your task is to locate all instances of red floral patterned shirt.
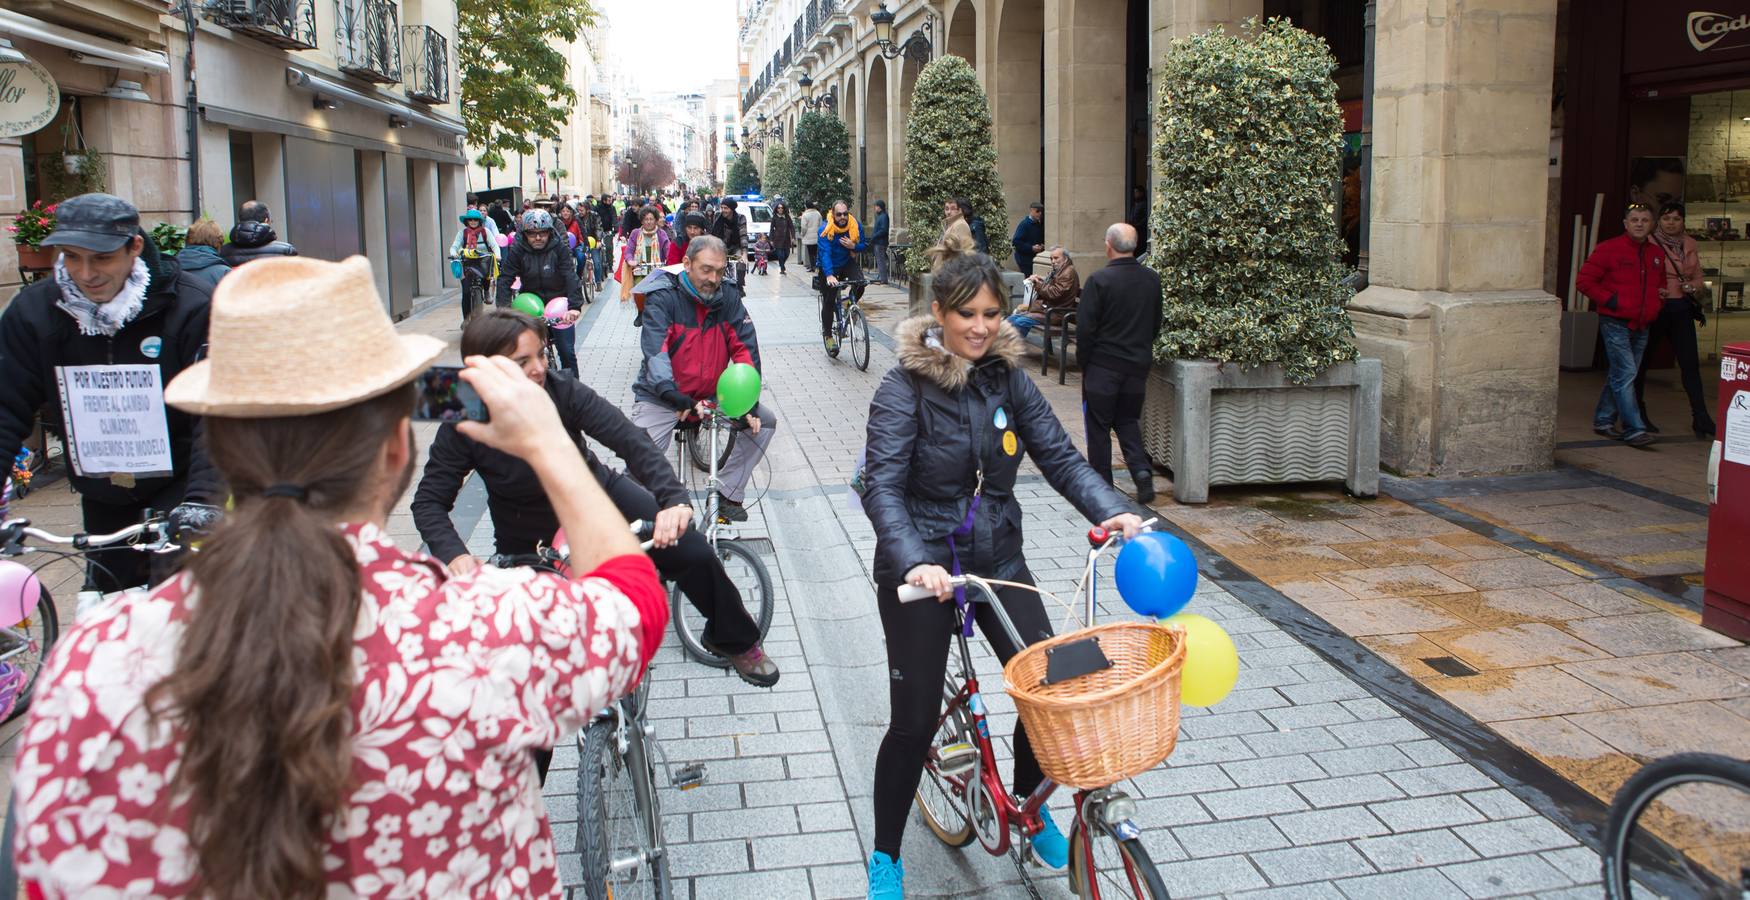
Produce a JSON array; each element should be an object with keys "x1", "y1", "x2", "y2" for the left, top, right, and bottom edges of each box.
[{"x1": 11, "y1": 523, "x2": 667, "y2": 898}]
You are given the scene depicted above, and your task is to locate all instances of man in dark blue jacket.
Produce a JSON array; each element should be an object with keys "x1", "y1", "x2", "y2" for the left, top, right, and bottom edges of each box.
[
  {"x1": 870, "y1": 200, "x2": 891, "y2": 284},
  {"x1": 1012, "y1": 202, "x2": 1045, "y2": 274},
  {"x1": 816, "y1": 201, "x2": 867, "y2": 355}
]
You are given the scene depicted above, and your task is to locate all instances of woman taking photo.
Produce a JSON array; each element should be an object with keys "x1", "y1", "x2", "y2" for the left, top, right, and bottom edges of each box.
[
  {"x1": 859, "y1": 251, "x2": 1140, "y2": 898},
  {"x1": 1635, "y1": 201, "x2": 1717, "y2": 438},
  {"x1": 769, "y1": 200, "x2": 795, "y2": 275}
]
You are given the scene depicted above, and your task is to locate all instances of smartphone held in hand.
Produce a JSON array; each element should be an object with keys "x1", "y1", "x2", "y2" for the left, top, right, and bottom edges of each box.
[{"x1": 412, "y1": 365, "x2": 489, "y2": 422}]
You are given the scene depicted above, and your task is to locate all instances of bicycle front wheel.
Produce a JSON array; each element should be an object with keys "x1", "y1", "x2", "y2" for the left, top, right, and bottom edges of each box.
[
  {"x1": 685, "y1": 418, "x2": 737, "y2": 474},
  {"x1": 0, "y1": 584, "x2": 59, "y2": 724},
  {"x1": 574, "y1": 715, "x2": 672, "y2": 900},
  {"x1": 670, "y1": 539, "x2": 774, "y2": 668},
  {"x1": 1069, "y1": 820, "x2": 1169, "y2": 900},
  {"x1": 848, "y1": 305, "x2": 871, "y2": 371},
  {"x1": 1602, "y1": 752, "x2": 1750, "y2": 899}
]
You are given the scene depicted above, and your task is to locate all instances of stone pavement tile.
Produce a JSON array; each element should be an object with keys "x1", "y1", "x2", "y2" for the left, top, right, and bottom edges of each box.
[
  {"x1": 1384, "y1": 763, "x2": 1500, "y2": 798},
  {"x1": 1715, "y1": 696, "x2": 1750, "y2": 722},
  {"x1": 1567, "y1": 700, "x2": 1750, "y2": 761},
  {"x1": 1556, "y1": 651, "x2": 1749, "y2": 705},
  {"x1": 1438, "y1": 853, "x2": 1574, "y2": 898},
  {"x1": 1430, "y1": 532, "x2": 1525, "y2": 561},
  {"x1": 1423, "y1": 622, "x2": 1611, "y2": 670},
  {"x1": 1426, "y1": 588, "x2": 1600, "y2": 627},
  {"x1": 667, "y1": 838, "x2": 753, "y2": 878},
  {"x1": 1453, "y1": 816, "x2": 1580, "y2": 857},
  {"x1": 1279, "y1": 679, "x2": 1375, "y2": 706},
  {"x1": 1543, "y1": 581, "x2": 1660, "y2": 616},
  {"x1": 1132, "y1": 794, "x2": 1217, "y2": 828},
  {"x1": 1273, "y1": 805, "x2": 1393, "y2": 844},
  {"x1": 1454, "y1": 713, "x2": 1643, "y2": 813},
  {"x1": 1353, "y1": 830, "x2": 1480, "y2": 871},
  {"x1": 1321, "y1": 565, "x2": 1474, "y2": 600},
  {"x1": 1460, "y1": 789, "x2": 1536, "y2": 821},
  {"x1": 1355, "y1": 633, "x2": 1458, "y2": 679},
  {"x1": 690, "y1": 867, "x2": 811, "y2": 899},
  {"x1": 1249, "y1": 842, "x2": 1376, "y2": 884},
  {"x1": 1561, "y1": 611, "x2": 1743, "y2": 656},
  {"x1": 1289, "y1": 774, "x2": 1405, "y2": 809},
  {"x1": 1261, "y1": 701, "x2": 1361, "y2": 731},
  {"x1": 1327, "y1": 718, "x2": 1431, "y2": 748},
  {"x1": 1305, "y1": 597, "x2": 1470, "y2": 636},
  {"x1": 1397, "y1": 739, "x2": 1461, "y2": 766},
  {"x1": 1238, "y1": 518, "x2": 1378, "y2": 546},
  {"x1": 1156, "y1": 855, "x2": 1271, "y2": 896},
  {"x1": 1696, "y1": 645, "x2": 1750, "y2": 677},
  {"x1": 1330, "y1": 538, "x2": 1474, "y2": 568},
  {"x1": 689, "y1": 807, "x2": 799, "y2": 842},
  {"x1": 1234, "y1": 884, "x2": 1347, "y2": 900},
  {"x1": 1369, "y1": 795, "x2": 1487, "y2": 832},
  {"x1": 1433, "y1": 666, "x2": 1626, "y2": 721},
  {"x1": 1271, "y1": 577, "x2": 1358, "y2": 606},
  {"x1": 1213, "y1": 544, "x2": 1368, "y2": 579},
  {"x1": 808, "y1": 862, "x2": 870, "y2": 899},
  {"x1": 1197, "y1": 784, "x2": 1312, "y2": 820},
  {"x1": 1333, "y1": 867, "x2": 1469, "y2": 900},
  {"x1": 1433, "y1": 556, "x2": 1586, "y2": 590},
  {"x1": 1172, "y1": 818, "x2": 1293, "y2": 858},
  {"x1": 1310, "y1": 744, "x2": 1419, "y2": 778},
  {"x1": 1131, "y1": 763, "x2": 1237, "y2": 797},
  {"x1": 1220, "y1": 754, "x2": 1327, "y2": 788},
  {"x1": 1341, "y1": 697, "x2": 1399, "y2": 722},
  {"x1": 749, "y1": 829, "x2": 863, "y2": 870},
  {"x1": 1241, "y1": 726, "x2": 1346, "y2": 759},
  {"x1": 1181, "y1": 709, "x2": 1278, "y2": 739}
]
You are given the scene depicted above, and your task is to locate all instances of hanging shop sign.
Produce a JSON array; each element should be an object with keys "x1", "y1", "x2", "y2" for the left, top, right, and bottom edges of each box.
[{"x1": 0, "y1": 53, "x2": 59, "y2": 138}]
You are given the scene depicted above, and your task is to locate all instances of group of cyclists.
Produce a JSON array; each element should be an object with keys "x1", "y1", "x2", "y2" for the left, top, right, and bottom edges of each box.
[{"x1": 0, "y1": 187, "x2": 1150, "y2": 900}]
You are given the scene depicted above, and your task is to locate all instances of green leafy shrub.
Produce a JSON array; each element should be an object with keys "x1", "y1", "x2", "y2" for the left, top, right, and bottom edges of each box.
[
  {"x1": 761, "y1": 143, "x2": 794, "y2": 204},
  {"x1": 1149, "y1": 17, "x2": 1357, "y2": 383},
  {"x1": 790, "y1": 110, "x2": 852, "y2": 213},
  {"x1": 902, "y1": 54, "x2": 1010, "y2": 275},
  {"x1": 726, "y1": 153, "x2": 760, "y2": 194},
  {"x1": 150, "y1": 222, "x2": 187, "y2": 255}
]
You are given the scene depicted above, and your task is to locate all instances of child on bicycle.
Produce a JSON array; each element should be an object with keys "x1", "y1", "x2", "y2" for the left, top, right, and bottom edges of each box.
[
  {"x1": 449, "y1": 209, "x2": 499, "y2": 323},
  {"x1": 859, "y1": 251, "x2": 1140, "y2": 899},
  {"x1": 751, "y1": 234, "x2": 772, "y2": 275}
]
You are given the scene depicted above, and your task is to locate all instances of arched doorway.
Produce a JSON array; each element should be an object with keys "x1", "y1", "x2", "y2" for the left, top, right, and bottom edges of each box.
[
  {"x1": 947, "y1": 0, "x2": 977, "y2": 67},
  {"x1": 996, "y1": 0, "x2": 1043, "y2": 238},
  {"x1": 866, "y1": 55, "x2": 891, "y2": 236}
]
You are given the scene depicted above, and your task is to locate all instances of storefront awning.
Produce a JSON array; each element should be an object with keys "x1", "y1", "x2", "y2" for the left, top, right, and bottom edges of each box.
[
  {"x1": 285, "y1": 67, "x2": 466, "y2": 138},
  {"x1": 0, "y1": 9, "x2": 169, "y2": 73}
]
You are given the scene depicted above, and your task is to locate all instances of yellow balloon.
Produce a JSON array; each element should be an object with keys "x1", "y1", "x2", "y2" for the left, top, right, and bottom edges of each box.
[{"x1": 1164, "y1": 612, "x2": 1238, "y2": 707}]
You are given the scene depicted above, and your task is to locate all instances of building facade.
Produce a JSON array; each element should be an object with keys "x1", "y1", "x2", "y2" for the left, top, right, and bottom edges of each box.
[{"x1": 1, "y1": 0, "x2": 469, "y2": 318}]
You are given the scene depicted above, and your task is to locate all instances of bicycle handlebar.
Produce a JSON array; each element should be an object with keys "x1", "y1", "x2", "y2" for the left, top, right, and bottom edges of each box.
[{"x1": 1, "y1": 517, "x2": 176, "y2": 553}]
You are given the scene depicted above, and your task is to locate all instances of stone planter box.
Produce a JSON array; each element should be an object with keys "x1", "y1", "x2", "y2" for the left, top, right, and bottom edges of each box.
[{"x1": 1141, "y1": 359, "x2": 1382, "y2": 503}]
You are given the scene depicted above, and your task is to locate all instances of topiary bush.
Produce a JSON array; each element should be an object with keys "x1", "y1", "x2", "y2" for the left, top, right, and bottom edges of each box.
[
  {"x1": 762, "y1": 142, "x2": 794, "y2": 204},
  {"x1": 1149, "y1": 17, "x2": 1357, "y2": 384},
  {"x1": 902, "y1": 55, "x2": 1010, "y2": 275},
  {"x1": 791, "y1": 110, "x2": 853, "y2": 212},
  {"x1": 727, "y1": 152, "x2": 760, "y2": 194}
]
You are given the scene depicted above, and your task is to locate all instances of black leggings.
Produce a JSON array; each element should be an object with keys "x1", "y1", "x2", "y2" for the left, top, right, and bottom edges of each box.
[{"x1": 872, "y1": 568, "x2": 1054, "y2": 859}]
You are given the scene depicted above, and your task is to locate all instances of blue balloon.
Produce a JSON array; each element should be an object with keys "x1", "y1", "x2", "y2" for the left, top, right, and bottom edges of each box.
[
  {"x1": 449, "y1": 259, "x2": 464, "y2": 280},
  {"x1": 1114, "y1": 532, "x2": 1198, "y2": 618}
]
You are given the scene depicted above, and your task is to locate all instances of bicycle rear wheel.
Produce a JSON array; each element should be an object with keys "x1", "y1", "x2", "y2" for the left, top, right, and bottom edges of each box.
[
  {"x1": 670, "y1": 539, "x2": 773, "y2": 668},
  {"x1": 685, "y1": 419, "x2": 736, "y2": 474},
  {"x1": 1069, "y1": 820, "x2": 1169, "y2": 899},
  {"x1": 0, "y1": 584, "x2": 59, "y2": 724},
  {"x1": 1602, "y1": 752, "x2": 1750, "y2": 899},
  {"x1": 848, "y1": 305, "x2": 871, "y2": 371},
  {"x1": 574, "y1": 713, "x2": 672, "y2": 900}
]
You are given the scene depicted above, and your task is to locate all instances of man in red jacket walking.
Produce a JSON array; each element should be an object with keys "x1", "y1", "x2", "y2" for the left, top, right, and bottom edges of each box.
[{"x1": 1577, "y1": 203, "x2": 1665, "y2": 448}]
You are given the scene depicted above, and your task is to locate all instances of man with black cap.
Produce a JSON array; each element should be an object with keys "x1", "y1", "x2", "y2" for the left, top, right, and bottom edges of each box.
[{"x1": 0, "y1": 193, "x2": 223, "y2": 591}]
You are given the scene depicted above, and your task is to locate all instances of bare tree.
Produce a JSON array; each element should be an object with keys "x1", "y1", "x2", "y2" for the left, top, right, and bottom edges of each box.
[{"x1": 616, "y1": 125, "x2": 676, "y2": 195}]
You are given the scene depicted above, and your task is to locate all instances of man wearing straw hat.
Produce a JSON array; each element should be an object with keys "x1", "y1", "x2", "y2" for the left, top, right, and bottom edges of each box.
[
  {"x1": 12, "y1": 254, "x2": 670, "y2": 897},
  {"x1": 0, "y1": 193, "x2": 224, "y2": 592}
]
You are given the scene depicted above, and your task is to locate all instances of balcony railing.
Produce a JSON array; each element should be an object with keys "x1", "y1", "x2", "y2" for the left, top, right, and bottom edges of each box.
[
  {"x1": 210, "y1": 0, "x2": 318, "y2": 50},
  {"x1": 401, "y1": 24, "x2": 448, "y2": 103},
  {"x1": 336, "y1": 0, "x2": 401, "y2": 84}
]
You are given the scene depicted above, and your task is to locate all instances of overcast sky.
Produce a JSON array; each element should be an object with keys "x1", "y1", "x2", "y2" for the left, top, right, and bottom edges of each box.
[{"x1": 599, "y1": 0, "x2": 740, "y2": 94}]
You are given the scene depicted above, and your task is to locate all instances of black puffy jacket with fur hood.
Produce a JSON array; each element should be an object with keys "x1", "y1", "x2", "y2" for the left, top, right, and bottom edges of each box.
[{"x1": 862, "y1": 315, "x2": 1130, "y2": 583}]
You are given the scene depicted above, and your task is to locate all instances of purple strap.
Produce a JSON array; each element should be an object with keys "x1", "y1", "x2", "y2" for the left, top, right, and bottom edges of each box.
[{"x1": 945, "y1": 495, "x2": 982, "y2": 637}]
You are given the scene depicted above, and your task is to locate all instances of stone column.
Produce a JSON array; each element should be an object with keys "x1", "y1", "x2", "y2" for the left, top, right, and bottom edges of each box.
[
  {"x1": 1151, "y1": 0, "x2": 1263, "y2": 62},
  {"x1": 1350, "y1": 0, "x2": 1559, "y2": 475}
]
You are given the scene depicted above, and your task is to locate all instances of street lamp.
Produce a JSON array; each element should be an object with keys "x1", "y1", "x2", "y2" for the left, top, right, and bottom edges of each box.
[
  {"x1": 796, "y1": 74, "x2": 835, "y2": 112},
  {"x1": 554, "y1": 137, "x2": 563, "y2": 197},
  {"x1": 870, "y1": 2, "x2": 935, "y2": 63}
]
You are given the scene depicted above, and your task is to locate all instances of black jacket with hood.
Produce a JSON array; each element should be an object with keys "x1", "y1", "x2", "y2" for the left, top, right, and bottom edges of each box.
[
  {"x1": 495, "y1": 231, "x2": 583, "y2": 310},
  {"x1": 863, "y1": 316, "x2": 1130, "y2": 584},
  {"x1": 219, "y1": 220, "x2": 297, "y2": 266},
  {"x1": 0, "y1": 231, "x2": 222, "y2": 507},
  {"x1": 412, "y1": 371, "x2": 688, "y2": 563}
]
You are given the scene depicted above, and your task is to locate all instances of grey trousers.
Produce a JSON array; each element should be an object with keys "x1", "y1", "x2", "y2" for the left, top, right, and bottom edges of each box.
[{"x1": 630, "y1": 400, "x2": 777, "y2": 504}]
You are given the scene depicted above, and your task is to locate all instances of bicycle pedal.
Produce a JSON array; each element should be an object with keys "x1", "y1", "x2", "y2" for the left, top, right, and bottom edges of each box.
[
  {"x1": 672, "y1": 762, "x2": 707, "y2": 790},
  {"x1": 935, "y1": 742, "x2": 978, "y2": 778}
]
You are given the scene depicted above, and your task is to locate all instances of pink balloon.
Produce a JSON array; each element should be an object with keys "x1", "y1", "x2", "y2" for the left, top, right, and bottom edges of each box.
[
  {"x1": 0, "y1": 561, "x2": 41, "y2": 630},
  {"x1": 497, "y1": 233, "x2": 512, "y2": 247},
  {"x1": 545, "y1": 297, "x2": 572, "y2": 328}
]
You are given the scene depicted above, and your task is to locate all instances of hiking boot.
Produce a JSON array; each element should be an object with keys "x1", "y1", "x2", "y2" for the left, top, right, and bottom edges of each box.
[
  {"x1": 1623, "y1": 430, "x2": 1657, "y2": 448},
  {"x1": 702, "y1": 639, "x2": 781, "y2": 688},
  {"x1": 1134, "y1": 475, "x2": 1156, "y2": 505},
  {"x1": 716, "y1": 499, "x2": 749, "y2": 523},
  {"x1": 867, "y1": 852, "x2": 904, "y2": 900}
]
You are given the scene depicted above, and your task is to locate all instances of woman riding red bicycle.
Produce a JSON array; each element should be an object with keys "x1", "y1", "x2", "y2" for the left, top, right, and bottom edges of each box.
[{"x1": 859, "y1": 250, "x2": 1140, "y2": 897}]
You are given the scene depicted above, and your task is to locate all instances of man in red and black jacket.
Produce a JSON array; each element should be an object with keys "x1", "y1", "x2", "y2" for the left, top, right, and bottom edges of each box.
[
  {"x1": 628, "y1": 234, "x2": 776, "y2": 523},
  {"x1": 1578, "y1": 203, "x2": 1665, "y2": 447}
]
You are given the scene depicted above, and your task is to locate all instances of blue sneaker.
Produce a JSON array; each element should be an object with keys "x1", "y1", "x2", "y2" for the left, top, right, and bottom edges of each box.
[
  {"x1": 1032, "y1": 812, "x2": 1069, "y2": 869},
  {"x1": 867, "y1": 851, "x2": 904, "y2": 899}
]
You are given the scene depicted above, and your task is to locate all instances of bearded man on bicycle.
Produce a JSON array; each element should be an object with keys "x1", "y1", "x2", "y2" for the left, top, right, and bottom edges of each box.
[
  {"x1": 817, "y1": 200, "x2": 867, "y2": 356},
  {"x1": 496, "y1": 208, "x2": 583, "y2": 375},
  {"x1": 629, "y1": 235, "x2": 775, "y2": 525},
  {"x1": 412, "y1": 308, "x2": 778, "y2": 690}
]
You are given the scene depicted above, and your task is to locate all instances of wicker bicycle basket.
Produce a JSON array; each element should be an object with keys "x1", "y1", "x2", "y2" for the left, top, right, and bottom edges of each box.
[{"x1": 1002, "y1": 621, "x2": 1185, "y2": 790}]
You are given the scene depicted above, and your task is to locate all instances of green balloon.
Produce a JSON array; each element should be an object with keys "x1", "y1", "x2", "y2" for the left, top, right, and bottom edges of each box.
[
  {"x1": 512, "y1": 292, "x2": 544, "y2": 317},
  {"x1": 715, "y1": 363, "x2": 761, "y2": 418}
]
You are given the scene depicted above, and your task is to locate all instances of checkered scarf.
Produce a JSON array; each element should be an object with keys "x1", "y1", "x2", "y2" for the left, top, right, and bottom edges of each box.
[{"x1": 54, "y1": 255, "x2": 150, "y2": 337}]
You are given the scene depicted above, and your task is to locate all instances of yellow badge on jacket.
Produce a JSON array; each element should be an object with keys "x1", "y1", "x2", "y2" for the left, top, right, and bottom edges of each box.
[{"x1": 1002, "y1": 431, "x2": 1018, "y2": 456}]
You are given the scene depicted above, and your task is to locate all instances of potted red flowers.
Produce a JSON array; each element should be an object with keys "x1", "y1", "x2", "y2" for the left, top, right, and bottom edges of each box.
[{"x1": 10, "y1": 201, "x2": 57, "y2": 269}]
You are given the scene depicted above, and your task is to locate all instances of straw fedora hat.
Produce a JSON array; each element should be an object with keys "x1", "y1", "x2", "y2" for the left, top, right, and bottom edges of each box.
[{"x1": 166, "y1": 255, "x2": 445, "y2": 417}]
